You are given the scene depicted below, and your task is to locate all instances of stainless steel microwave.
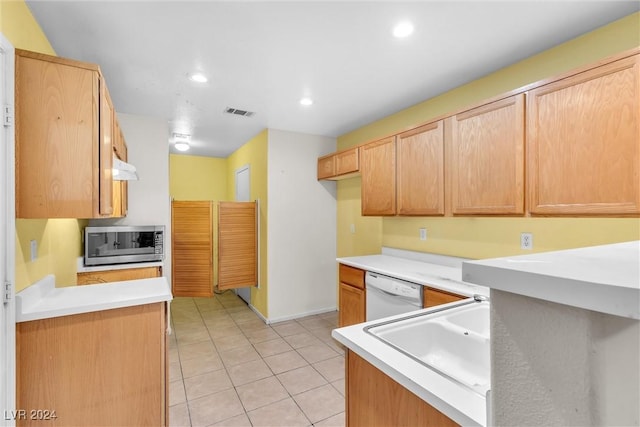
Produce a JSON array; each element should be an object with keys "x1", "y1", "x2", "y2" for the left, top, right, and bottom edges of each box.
[{"x1": 84, "y1": 225, "x2": 164, "y2": 266}]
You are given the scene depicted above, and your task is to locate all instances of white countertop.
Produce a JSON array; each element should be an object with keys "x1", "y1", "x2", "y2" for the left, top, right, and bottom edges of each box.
[
  {"x1": 76, "y1": 256, "x2": 164, "y2": 273},
  {"x1": 462, "y1": 241, "x2": 640, "y2": 319},
  {"x1": 337, "y1": 250, "x2": 488, "y2": 297},
  {"x1": 16, "y1": 274, "x2": 173, "y2": 322},
  {"x1": 332, "y1": 302, "x2": 487, "y2": 427}
]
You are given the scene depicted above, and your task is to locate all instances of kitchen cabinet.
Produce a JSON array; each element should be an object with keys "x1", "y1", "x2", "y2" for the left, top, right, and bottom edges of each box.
[
  {"x1": 397, "y1": 121, "x2": 445, "y2": 215},
  {"x1": 15, "y1": 49, "x2": 115, "y2": 219},
  {"x1": 423, "y1": 287, "x2": 465, "y2": 308},
  {"x1": 17, "y1": 302, "x2": 167, "y2": 426},
  {"x1": 112, "y1": 121, "x2": 128, "y2": 218},
  {"x1": 317, "y1": 147, "x2": 360, "y2": 180},
  {"x1": 338, "y1": 264, "x2": 366, "y2": 327},
  {"x1": 77, "y1": 266, "x2": 162, "y2": 285},
  {"x1": 527, "y1": 53, "x2": 640, "y2": 215},
  {"x1": 448, "y1": 94, "x2": 525, "y2": 215},
  {"x1": 346, "y1": 350, "x2": 458, "y2": 427},
  {"x1": 361, "y1": 121, "x2": 445, "y2": 216},
  {"x1": 361, "y1": 137, "x2": 396, "y2": 216}
]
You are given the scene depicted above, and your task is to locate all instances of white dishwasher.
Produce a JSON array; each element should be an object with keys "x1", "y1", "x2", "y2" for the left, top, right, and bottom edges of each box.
[{"x1": 365, "y1": 271, "x2": 423, "y2": 321}]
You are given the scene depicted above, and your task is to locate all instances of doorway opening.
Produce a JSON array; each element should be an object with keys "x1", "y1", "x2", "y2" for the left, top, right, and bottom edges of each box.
[{"x1": 234, "y1": 165, "x2": 251, "y2": 304}]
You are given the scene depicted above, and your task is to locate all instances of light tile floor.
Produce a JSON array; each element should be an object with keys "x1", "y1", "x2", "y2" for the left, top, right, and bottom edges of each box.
[{"x1": 169, "y1": 292, "x2": 346, "y2": 427}]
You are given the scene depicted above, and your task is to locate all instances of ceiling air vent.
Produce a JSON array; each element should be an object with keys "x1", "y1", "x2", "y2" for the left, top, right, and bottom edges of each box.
[{"x1": 224, "y1": 107, "x2": 255, "y2": 118}]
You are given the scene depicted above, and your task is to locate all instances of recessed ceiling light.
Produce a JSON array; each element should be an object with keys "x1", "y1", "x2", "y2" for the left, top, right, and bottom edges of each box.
[
  {"x1": 392, "y1": 21, "x2": 414, "y2": 38},
  {"x1": 172, "y1": 133, "x2": 191, "y2": 151},
  {"x1": 174, "y1": 141, "x2": 190, "y2": 151},
  {"x1": 300, "y1": 97, "x2": 313, "y2": 106},
  {"x1": 189, "y1": 73, "x2": 208, "y2": 83}
]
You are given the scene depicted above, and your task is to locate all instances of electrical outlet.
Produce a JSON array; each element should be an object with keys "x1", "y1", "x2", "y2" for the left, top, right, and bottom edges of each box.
[
  {"x1": 30, "y1": 239, "x2": 38, "y2": 261},
  {"x1": 419, "y1": 228, "x2": 427, "y2": 241},
  {"x1": 521, "y1": 232, "x2": 533, "y2": 250},
  {"x1": 349, "y1": 224, "x2": 356, "y2": 234}
]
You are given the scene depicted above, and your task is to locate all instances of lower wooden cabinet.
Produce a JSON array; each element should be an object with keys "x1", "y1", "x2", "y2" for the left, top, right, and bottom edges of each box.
[
  {"x1": 423, "y1": 287, "x2": 465, "y2": 308},
  {"x1": 339, "y1": 282, "x2": 366, "y2": 327},
  {"x1": 77, "y1": 266, "x2": 162, "y2": 285},
  {"x1": 346, "y1": 350, "x2": 458, "y2": 427},
  {"x1": 338, "y1": 264, "x2": 366, "y2": 327},
  {"x1": 16, "y1": 302, "x2": 167, "y2": 426}
]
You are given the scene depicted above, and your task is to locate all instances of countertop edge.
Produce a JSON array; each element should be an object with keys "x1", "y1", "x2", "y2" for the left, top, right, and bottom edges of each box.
[
  {"x1": 337, "y1": 255, "x2": 488, "y2": 298},
  {"x1": 77, "y1": 256, "x2": 164, "y2": 273},
  {"x1": 16, "y1": 276, "x2": 173, "y2": 323},
  {"x1": 462, "y1": 257, "x2": 640, "y2": 320},
  {"x1": 332, "y1": 316, "x2": 485, "y2": 427}
]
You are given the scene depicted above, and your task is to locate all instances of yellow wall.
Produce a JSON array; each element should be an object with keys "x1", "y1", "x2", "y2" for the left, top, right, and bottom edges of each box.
[
  {"x1": 337, "y1": 12, "x2": 640, "y2": 259},
  {"x1": 226, "y1": 130, "x2": 269, "y2": 317},
  {"x1": 0, "y1": 1, "x2": 54, "y2": 55},
  {"x1": 169, "y1": 154, "x2": 228, "y2": 200},
  {"x1": 2, "y1": 0, "x2": 85, "y2": 290}
]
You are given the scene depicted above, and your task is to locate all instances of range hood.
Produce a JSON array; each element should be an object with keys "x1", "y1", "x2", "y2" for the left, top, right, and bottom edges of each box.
[{"x1": 112, "y1": 155, "x2": 139, "y2": 181}]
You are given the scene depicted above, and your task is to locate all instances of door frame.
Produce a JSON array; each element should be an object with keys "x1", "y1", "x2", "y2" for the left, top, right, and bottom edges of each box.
[{"x1": 0, "y1": 32, "x2": 17, "y2": 425}]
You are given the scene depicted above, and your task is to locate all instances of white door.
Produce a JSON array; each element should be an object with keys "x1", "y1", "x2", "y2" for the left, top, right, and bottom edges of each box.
[
  {"x1": 234, "y1": 166, "x2": 251, "y2": 304},
  {"x1": 0, "y1": 33, "x2": 16, "y2": 425}
]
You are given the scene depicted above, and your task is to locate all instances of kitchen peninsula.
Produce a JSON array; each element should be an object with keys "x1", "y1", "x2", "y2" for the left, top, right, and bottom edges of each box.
[
  {"x1": 15, "y1": 275, "x2": 172, "y2": 426},
  {"x1": 463, "y1": 241, "x2": 640, "y2": 426}
]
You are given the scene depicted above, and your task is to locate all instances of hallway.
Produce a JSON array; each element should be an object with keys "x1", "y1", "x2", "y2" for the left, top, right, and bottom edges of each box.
[{"x1": 168, "y1": 292, "x2": 345, "y2": 427}]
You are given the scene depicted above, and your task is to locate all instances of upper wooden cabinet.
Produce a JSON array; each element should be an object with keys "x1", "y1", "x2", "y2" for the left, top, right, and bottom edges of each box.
[
  {"x1": 449, "y1": 94, "x2": 525, "y2": 215},
  {"x1": 112, "y1": 121, "x2": 128, "y2": 218},
  {"x1": 15, "y1": 49, "x2": 115, "y2": 218},
  {"x1": 527, "y1": 54, "x2": 640, "y2": 215},
  {"x1": 397, "y1": 121, "x2": 445, "y2": 216},
  {"x1": 317, "y1": 147, "x2": 360, "y2": 180},
  {"x1": 361, "y1": 137, "x2": 396, "y2": 216}
]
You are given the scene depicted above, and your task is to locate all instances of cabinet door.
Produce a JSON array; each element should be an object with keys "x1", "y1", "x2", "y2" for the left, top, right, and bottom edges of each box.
[
  {"x1": 397, "y1": 121, "x2": 445, "y2": 215},
  {"x1": 17, "y1": 303, "x2": 166, "y2": 426},
  {"x1": 317, "y1": 155, "x2": 335, "y2": 180},
  {"x1": 347, "y1": 351, "x2": 458, "y2": 427},
  {"x1": 335, "y1": 147, "x2": 359, "y2": 176},
  {"x1": 99, "y1": 78, "x2": 114, "y2": 216},
  {"x1": 339, "y1": 283, "x2": 365, "y2": 327},
  {"x1": 361, "y1": 137, "x2": 396, "y2": 216},
  {"x1": 77, "y1": 266, "x2": 162, "y2": 285},
  {"x1": 423, "y1": 287, "x2": 465, "y2": 308},
  {"x1": 528, "y1": 55, "x2": 640, "y2": 215},
  {"x1": 450, "y1": 94, "x2": 525, "y2": 215},
  {"x1": 111, "y1": 126, "x2": 128, "y2": 218},
  {"x1": 15, "y1": 52, "x2": 99, "y2": 218}
]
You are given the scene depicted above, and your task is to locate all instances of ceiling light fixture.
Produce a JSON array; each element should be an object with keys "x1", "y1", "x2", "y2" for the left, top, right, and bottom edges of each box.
[
  {"x1": 173, "y1": 133, "x2": 191, "y2": 152},
  {"x1": 300, "y1": 97, "x2": 313, "y2": 106},
  {"x1": 189, "y1": 73, "x2": 208, "y2": 83},
  {"x1": 392, "y1": 21, "x2": 414, "y2": 38}
]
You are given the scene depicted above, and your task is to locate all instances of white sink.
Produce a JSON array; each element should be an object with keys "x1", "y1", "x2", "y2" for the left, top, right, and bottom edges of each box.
[{"x1": 366, "y1": 300, "x2": 490, "y2": 395}]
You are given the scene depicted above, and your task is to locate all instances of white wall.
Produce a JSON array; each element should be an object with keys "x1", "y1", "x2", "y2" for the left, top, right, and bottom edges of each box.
[
  {"x1": 267, "y1": 129, "x2": 337, "y2": 321},
  {"x1": 491, "y1": 290, "x2": 640, "y2": 426},
  {"x1": 91, "y1": 113, "x2": 171, "y2": 284}
]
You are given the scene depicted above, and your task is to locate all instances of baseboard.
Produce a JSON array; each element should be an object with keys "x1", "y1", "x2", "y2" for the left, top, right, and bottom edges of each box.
[{"x1": 263, "y1": 306, "x2": 338, "y2": 325}]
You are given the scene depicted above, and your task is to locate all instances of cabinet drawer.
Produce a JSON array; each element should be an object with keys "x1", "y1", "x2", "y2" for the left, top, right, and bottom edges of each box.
[
  {"x1": 339, "y1": 264, "x2": 365, "y2": 289},
  {"x1": 77, "y1": 266, "x2": 162, "y2": 285},
  {"x1": 423, "y1": 287, "x2": 465, "y2": 308}
]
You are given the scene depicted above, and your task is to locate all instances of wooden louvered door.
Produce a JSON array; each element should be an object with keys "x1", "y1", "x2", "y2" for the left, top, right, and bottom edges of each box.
[
  {"x1": 171, "y1": 201, "x2": 213, "y2": 297},
  {"x1": 217, "y1": 201, "x2": 258, "y2": 291}
]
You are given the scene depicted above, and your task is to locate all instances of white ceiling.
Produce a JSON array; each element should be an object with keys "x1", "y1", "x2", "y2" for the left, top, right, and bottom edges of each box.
[{"x1": 26, "y1": 1, "x2": 639, "y2": 158}]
